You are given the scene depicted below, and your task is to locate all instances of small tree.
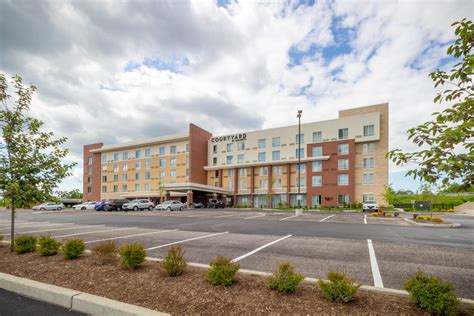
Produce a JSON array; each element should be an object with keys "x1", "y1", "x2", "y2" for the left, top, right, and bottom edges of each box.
[
  {"x1": 381, "y1": 185, "x2": 395, "y2": 206},
  {"x1": 0, "y1": 74, "x2": 75, "y2": 252},
  {"x1": 157, "y1": 180, "x2": 165, "y2": 203}
]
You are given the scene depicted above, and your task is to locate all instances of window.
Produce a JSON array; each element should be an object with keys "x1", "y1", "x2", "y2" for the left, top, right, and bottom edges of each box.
[
  {"x1": 259, "y1": 167, "x2": 268, "y2": 176},
  {"x1": 135, "y1": 184, "x2": 140, "y2": 192},
  {"x1": 122, "y1": 174, "x2": 128, "y2": 181},
  {"x1": 236, "y1": 154, "x2": 244, "y2": 164},
  {"x1": 239, "y1": 180, "x2": 247, "y2": 189},
  {"x1": 186, "y1": 143, "x2": 189, "y2": 152},
  {"x1": 87, "y1": 166, "x2": 92, "y2": 174},
  {"x1": 136, "y1": 162, "x2": 141, "y2": 170},
  {"x1": 227, "y1": 143, "x2": 233, "y2": 152},
  {"x1": 101, "y1": 154, "x2": 107, "y2": 163},
  {"x1": 102, "y1": 175, "x2": 107, "y2": 182},
  {"x1": 170, "y1": 170, "x2": 176, "y2": 178},
  {"x1": 114, "y1": 153, "x2": 119, "y2": 161},
  {"x1": 228, "y1": 181, "x2": 234, "y2": 190},
  {"x1": 338, "y1": 128, "x2": 348, "y2": 139},
  {"x1": 363, "y1": 125, "x2": 374, "y2": 137},
  {"x1": 122, "y1": 163, "x2": 128, "y2": 171},
  {"x1": 170, "y1": 158, "x2": 176, "y2": 167},
  {"x1": 186, "y1": 156, "x2": 189, "y2": 166},
  {"x1": 239, "y1": 168, "x2": 247, "y2": 177},
  {"x1": 135, "y1": 150, "x2": 141, "y2": 159},
  {"x1": 123, "y1": 152, "x2": 128, "y2": 160},
  {"x1": 338, "y1": 159, "x2": 349, "y2": 170},
  {"x1": 312, "y1": 175, "x2": 322, "y2": 187},
  {"x1": 113, "y1": 174, "x2": 118, "y2": 182},
  {"x1": 312, "y1": 161, "x2": 322, "y2": 172},
  {"x1": 363, "y1": 173, "x2": 375, "y2": 185},
  {"x1": 87, "y1": 157, "x2": 92, "y2": 164},
  {"x1": 135, "y1": 173, "x2": 140, "y2": 180},
  {"x1": 312, "y1": 146, "x2": 322, "y2": 156},
  {"x1": 159, "y1": 170, "x2": 165, "y2": 178},
  {"x1": 338, "y1": 174, "x2": 349, "y2": 186},
  {"x1": 297, "y1": 163, "x2": 305, "y2": 173},
  {"x1": 363, "y1": 157, "x2": 375, "y2": 169},
  {"x1": 114, "y1": 164, "x2": 119, "y2": 172},
  {"x1": 297, "y1": 176, "x2": 305, "y2": 187},
  {"x1": 226, "y1": 155, "x2": 233, "y2": 164},
  {"x1": 311, "y1": 195, "x2": 320, "y2": 206},
  {"x1": 363, "y1": 193, "x2": 375, "y2": 202},
  {"x1": 122, "y1": 184, "x2": 127, "y2": 192},
  {"x1": 296, "y1": 133, "x2": 304, "y2": 144},
  {"x1": 87, "y1": 177, "x2": 91, "y2": 184},
  {"x1": 312, "y1": 131, "x2": 322, "y2": 142},
  {"x1": 145, "y1": 160, "x2": 150, "y2": 169},
  {"x1": 87, "y1": 186, "x2": 92, "y2": 193},
  {"x1": 272, "y1": 151, "x2": 280, "y2": 161},
  {"x1": 272, "y1": 166, "x2": 282, "y2": 175},
  {"x1": 228, "y1": 169, "x2": 235, "y2": 177},
  {"x1": 259, "y1": 179, "x2": 268, "y2": 188},
  {"x1": 160, "y1": 159, "x2": 166, "y2": 167},
  {"x1": 186, "y1": 168, "x2": 189, "y2": 177},
  {"x1": 258, "y1": 152, "x2": 266, "y2": 162},
  {"x1": 145, "y1": 172, "x2": 151, "y2": 180},
  {"x1": 338, "y1": 194, "x2": 349, "y2": 205},
  {"x1": 159, "y1": 146, "x2": 165, "y2": 155},
  {"x1": 296, "y1": 148, "x2": 304, "y2": 158},
  {"x1": 272, "y1": 137, "x2": 280, "y2": 147},
  {"x1": 212, "y1": 145, "x2": 217, "y2": 154},
  {"x1": 170, "y1": 145, "x2": 176, "y2": 154},
  {"x1": 113, "y1": 185, "x2": 118, "y2": 192},
  {"x1": 212, "y1": 157, "x2": 217, "y2": 166},
  {"x1": 102, "y1": 186, "x2": 107, "y2": 193},
  {"x1": 258, "y1": 139, "x2": 266, "y2": 148},
  {"x1": 273, "y1": 178, "x2": 282, "y2": 188},
  {"x1": 237, "y1": 141, "x2": 245, "y2": 151},
  {"x1": 338, "y1": 144, "x2": 349, "y2": 155},
  {"x1": 145, "y1": 183, "x2": 151, "y2": 191},
  {"x1": 145, "y1": 149, "x2": 151, "y2": 157},
  {"x1": 363, "y1": 143, "x2": 375, "y2": 155}
]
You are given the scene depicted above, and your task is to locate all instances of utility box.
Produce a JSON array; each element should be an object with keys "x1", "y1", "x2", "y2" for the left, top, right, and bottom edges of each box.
[{"x1": 414, "y1": 201, "x2": 431, "y2": 211}]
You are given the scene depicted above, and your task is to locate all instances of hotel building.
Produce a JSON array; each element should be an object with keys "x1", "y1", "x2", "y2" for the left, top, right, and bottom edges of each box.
[{"x1": 83, "y1": 103, "x2": 388, "y2": 207}]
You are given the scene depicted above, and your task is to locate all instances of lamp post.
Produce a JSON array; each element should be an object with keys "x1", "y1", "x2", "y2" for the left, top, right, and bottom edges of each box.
[{"x1": 297, "y1": 110, "x2": 302, "y2": 211}]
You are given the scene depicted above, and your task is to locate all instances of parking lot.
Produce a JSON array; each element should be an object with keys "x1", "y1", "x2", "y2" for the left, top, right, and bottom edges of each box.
[{"x1": 0, "y1": 209, "x2": 473, "y2": 299}]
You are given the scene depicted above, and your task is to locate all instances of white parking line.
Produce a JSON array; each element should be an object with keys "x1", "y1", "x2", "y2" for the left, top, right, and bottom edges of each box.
[
  {"x1": 245, "y1": 213, "x2": 266, "y2": 220},
  {"x1": 367, "y1": 239, "x2": 384, "y2": 288},
  {"x1": 0, "y1": 222, "x2": 71, "y2": 231},
  {"x1": 213, "y1": 213, "x2": 243, "y2": 219},
  {"x1": 364, "y1": 215, "x2": 367, "y2": 224},
  {"x1": 55, "y1": 227, "x2": 136, "y2": 238},
  {"x1": 231, "y1": 234, "x2": 292, "y2": 262},
  {"x1": 280, "y1": 214, "x2": 299, "y2": 221},
  {"x1": 145, "y1": 231, "x2": 229, "y2": 251},
  {"x1": 85, "y1": 229, "x2": 179, "y2": 244},
  {"x1": 319, "y1": 215, "x2": 335, "y2": 222},
  {"x1": 1, "y1": 225, "x2": 103, "y2": 236}
]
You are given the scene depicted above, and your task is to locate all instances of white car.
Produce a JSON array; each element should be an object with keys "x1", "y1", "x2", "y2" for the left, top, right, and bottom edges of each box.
[
  {"x1": 123, "y1": 199, "x2": 154, "y2": 211},
  {"x1": 363, "y1": 203, "x2": 379, "y2": 212},
  {"x1": 72, "y1": 201, "x2": 98, "y2": 210},
  {"x1": 155, "y1": 200, "x2": 185, "y2": 211},
  {"x1": 32, "y1": 202, "x2": 65, "y2": 211}
]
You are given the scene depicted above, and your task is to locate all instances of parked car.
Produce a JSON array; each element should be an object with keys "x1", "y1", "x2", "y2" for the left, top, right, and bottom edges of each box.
[
  {"x1": 192, "y1": 202, "x2": 204, "y2": 208},
  {"x1": 95, "y1": 201, "x2": 106, "y2": 211},
  {"x1": 155, "y1": 200, "x2": 185, "y2": 211},
  {"x1": 207, "y1": 200, "x2": 225, "y2": 209},
  {"x1": 122, "y1": 199, "x2": 154, "y2": 211},
  {"x1": 32, "y1": 202, "x2": 65, "y2": 211},
  {"x1": 363, "y1": 202, "x2": 379, "y2": 212},
  {"x1": 103, "y1": 199, "x2": 130, "y2": 211},
  {"x1": 72, "y1": 201, "x2": 98, "y2": 210}
]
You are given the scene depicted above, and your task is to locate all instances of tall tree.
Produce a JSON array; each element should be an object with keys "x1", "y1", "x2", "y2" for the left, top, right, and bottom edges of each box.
[
  {"x1": 387, "y1": 19, "x2": 473, "y2": 190},
  {"x1": 0, "y1": 74, "x2": 75, "y2": 251}
]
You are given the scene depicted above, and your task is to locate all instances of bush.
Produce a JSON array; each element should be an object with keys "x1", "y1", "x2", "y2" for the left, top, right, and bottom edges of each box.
[
  {"x1": 119, "y1": 243, "x2": 146, "y2": 270},
  {"x1": 62, "y1": 239, "x2": 85, "y2": 259},
  {"x1": 372, "y1": 212, "x2": 379, "y2": 217},
  {"x1": 404, "y1": 272, "x2": 460, "y2": 316},
  {"x1": 268, "y1": 262, "x2": 304, "y2": 294},
  {"x1": 38, "y1": 236, "x2": 60, "y2": 256},
  {"x1": 386, "y1": 213, "x2": 393, "y2": 218},
  {"x1": 431, "y1": 217, "x2": 444, "y2": 223},
  {"x1": 161, "y1": 245, "x2": 187, "y2": 276},
  {"x1": 318, "y1": 272, "x2": 361, "y2": 303},
  {"x1": 207, "y1": 256, "x2": 240, "y2": 286},
  {"x1": 92, "y1": 241, "x2": 118, "y2": 265},
  {"x1": 446, "y1": 208, "x2": 454, "y2": 213},
  {"x1": 14, "y1": 235, "x2": 37, "y2": 254}
]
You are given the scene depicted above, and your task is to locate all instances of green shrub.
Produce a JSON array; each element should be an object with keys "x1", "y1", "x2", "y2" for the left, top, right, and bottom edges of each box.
[
  {"x1": 207, "y1": 256, "x2": 240, "y2": 286},
  {"x1": 372, "y1": 212, "x2": 378, "y2": 217},
  {"x1": 0, "y1": 235, "x2": 4, "y2": 244},
  {"x1": 62, "y1": 239, "x2": 85, "y2": 259},
  {"x1": 119, "y1": 243, "x2": 146, "y2": 270},
  {"x1": 404, "y1": 272, "x2": 460, "y2": 316},
  {"x1": 318, "y1": 272, "x2": 361, "y2": 303},
  {"x1": 92, "y1": 241, "x2": 118, "y2": 265},
  {"x1": 14, "y1": 235, "x2": 37, "y2": 254},
  {"x1": 268, "y1": 262, "x2": 304, "y2": 294},
  {"x1": 38, "y1": 236, "x2": 60, "y2": 256},
  {"x1": 386, "y1": 213, "x2": 393, "y2": 218},
  {"x1": 161, "y1": 245, "x2": 187, "y2": 277},
  {"x1": 431, "y1": 217, "x2": 444, "y2": 223}
]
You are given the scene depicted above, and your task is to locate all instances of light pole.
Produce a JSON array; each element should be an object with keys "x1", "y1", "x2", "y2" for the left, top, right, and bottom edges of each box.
[{"x1": 297, "y1": 110, "x2": 302, "y2": 210}]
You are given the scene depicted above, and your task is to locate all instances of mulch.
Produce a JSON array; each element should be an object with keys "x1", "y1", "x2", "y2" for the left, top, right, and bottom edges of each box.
[{"x1": 0, "y1": 246, "x2": 460, "y2": 315}]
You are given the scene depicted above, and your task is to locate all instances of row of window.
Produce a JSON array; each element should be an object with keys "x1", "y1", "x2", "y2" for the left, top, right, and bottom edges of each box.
[
  {"x1": 101, "y1": 144, "x2": 189, "y2": 163},
  {"x1": 102, "y1": 183, "x2": 151, "y2": 193},
  {"x1": 102, "y1": 169, "x2": 181, "y2": 182},
  {"x1": 98, "y1": 156, "x2": 189, "y2": 173},
  {"x1": 235, "y1": 193, "x2": 375, "y2": 207}
]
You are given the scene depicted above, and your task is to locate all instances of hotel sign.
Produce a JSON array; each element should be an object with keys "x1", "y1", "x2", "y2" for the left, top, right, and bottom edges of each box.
[{"x1": 211, "y1": 133, "x2": 247, "y2": 143}]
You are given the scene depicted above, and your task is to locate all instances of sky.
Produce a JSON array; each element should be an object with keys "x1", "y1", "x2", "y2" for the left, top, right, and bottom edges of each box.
[{"x1": 0, "y1": 0, "x2": 471, "y2": 193}]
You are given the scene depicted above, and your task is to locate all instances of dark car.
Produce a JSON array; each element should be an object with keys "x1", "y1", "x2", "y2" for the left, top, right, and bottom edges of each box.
[
  {"x1": 207, "y1": 200, "x2": 225, "y2": 209},
  {"x1": 192, "y1": 202, "x2": 204, "y2": 208},
  {"x1": 103, "y1": 199, "x2": 130, "y2": 211},
  {"x1": 95, "y1": 201, "x2": 106, "y2": 211}
]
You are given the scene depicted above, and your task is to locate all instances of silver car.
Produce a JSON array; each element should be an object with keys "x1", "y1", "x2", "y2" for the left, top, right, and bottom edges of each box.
[
  {"x1": 155, "y1": 200, "x2": 185, "y2": 211},
  {"x1": 122, "y1": 199, "x2": 154, "y2": 211},
  {"x1": 72, "y1": 201, "x2": 98, "y2": 210},
  {"x1": 32, "y1": 202, "x2": 65, "y2": 211}
]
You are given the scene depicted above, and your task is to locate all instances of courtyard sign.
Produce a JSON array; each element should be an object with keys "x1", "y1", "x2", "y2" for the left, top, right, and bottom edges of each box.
[{"x1": 211, "y1": 133, "x2": 247, "y2": 143}]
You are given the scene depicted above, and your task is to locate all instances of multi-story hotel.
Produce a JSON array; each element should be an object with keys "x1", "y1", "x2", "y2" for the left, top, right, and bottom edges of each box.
[{"x1": 83, "y1": 103, "x2": 388, "y2": 207}]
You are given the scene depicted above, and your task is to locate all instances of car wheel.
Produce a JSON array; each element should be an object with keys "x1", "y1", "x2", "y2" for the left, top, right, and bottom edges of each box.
[
  {"x1": 148, "y1": 206, "x2": 153, "y2": 211},
  {"x1": 133, "y1": 206, "x2": 138, "y2": 211},
  {"x1": 81, "y1": 207, "x2": 86, "y2": 210},
  {"x1": 40, "y1": 207, "x2": 45, "y2": 211},
  {"x1": 180, "y1": 207, "x2": 183, "y2": 211},
  {"x1": 167, "y1": 207, "x2": 172, "y2": 212},
  {"x1": 56, "y1": 208, "x2": 61, "y2": 211}
]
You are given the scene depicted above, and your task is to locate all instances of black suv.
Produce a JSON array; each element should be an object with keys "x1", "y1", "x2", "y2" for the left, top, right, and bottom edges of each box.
[
  {"x1": 103, "y1": 199, "x2": 129, "y2": 211},
  {"x1": 207, "y1": 200, "x2": 225, "y2": 209}
]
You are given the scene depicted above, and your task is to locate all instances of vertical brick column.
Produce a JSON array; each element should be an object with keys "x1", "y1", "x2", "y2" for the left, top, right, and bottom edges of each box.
[
  {"x1": 234, "y1": 168, "x2": 238, "y2": 207},
  {"x1": 250, "y1": 166, "x2": 255, "y2": 207},
  {"x1": 286, "y1": 163, "x2": 291, "y2": 207},
  {"x1": 268, "y1": 166, "x2": 273, "y2": 208},
  {"x1": 186, "y1": 190, "x2": 193, "y2": 208}
]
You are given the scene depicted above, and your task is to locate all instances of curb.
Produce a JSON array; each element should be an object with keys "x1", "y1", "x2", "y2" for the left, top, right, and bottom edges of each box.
[
  {"x1": 0, "y1": 272, "x2": 168, "y2": 316},
  {"x1": 403, "y1": 218, "x2": 461, "y2": 228}
]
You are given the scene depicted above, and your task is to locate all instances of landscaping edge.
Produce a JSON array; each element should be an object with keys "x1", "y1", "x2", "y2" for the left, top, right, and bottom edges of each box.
[{"x1": 403, "y1": 218, "x2": 462, "y2": 228}]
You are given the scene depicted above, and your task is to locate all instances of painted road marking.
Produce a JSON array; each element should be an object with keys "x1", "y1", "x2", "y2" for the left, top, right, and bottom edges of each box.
[
  {"x1": 84, "y1": 229, "x2": 179, "y2": 244},
  {"x1": 213, "y1": 213, "x2": 244, "y2": 219},
  {"x1": 245, "y1": 213, "x2": 267, "y2": 220},
  {"x1": 145, "y1": 231, "x2": 229, "y2": 251},
  {"x1": 231, "y1": 234, "x2": 292, "y2": 262},
  {"x1": 55, "y1": 227, "x2": 136, "y2": 238},
  {"x1": 0, "y1": 222, "x2": 71, "y2": 231},
  {"x1": 1, "y1": 225, "x2": 103, "y2": 236},
  {"x1": 367, "y1": 239, "x2": 384, "y2": 288},
  {"x1": 280, "y1": 214, "x2": 299, "y2": 221},
  {"x1": 319, "y1": 215, "x2": 335, "y2": 222},
  {"x1": 364, "y1": 215, "x2": 368, "y2": 224}
]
